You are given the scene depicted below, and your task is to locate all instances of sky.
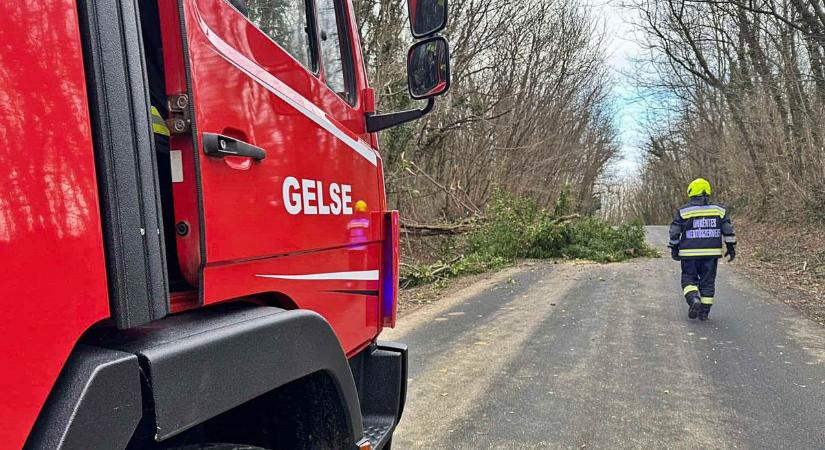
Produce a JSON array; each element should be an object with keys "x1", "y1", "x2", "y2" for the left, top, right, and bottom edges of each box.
[{"x1": 589, "y1": 0, "x2": 648, "y2": 179}]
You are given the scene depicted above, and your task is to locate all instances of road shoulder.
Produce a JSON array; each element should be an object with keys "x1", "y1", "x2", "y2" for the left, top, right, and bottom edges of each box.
[{"x1": 732, "y1": 219, "x2": 825, "y2": 326}]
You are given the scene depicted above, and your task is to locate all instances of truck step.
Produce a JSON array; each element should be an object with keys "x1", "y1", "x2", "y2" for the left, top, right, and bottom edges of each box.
[{"x1": 362, "y1": 418, "x2": 393, "y2": 448}]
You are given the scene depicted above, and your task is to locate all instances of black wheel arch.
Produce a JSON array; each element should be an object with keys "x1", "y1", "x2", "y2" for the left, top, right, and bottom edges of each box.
[{"x1": 25, "y1": 304, "x2": 365, "y2": 449}]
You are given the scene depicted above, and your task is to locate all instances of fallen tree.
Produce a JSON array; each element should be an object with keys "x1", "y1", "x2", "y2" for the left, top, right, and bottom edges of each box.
[
  {"x1": 400, "y1": 219, "x2": 477, "y2": 236},
  {"x1": 400, "y1": 214, "x2": 581, "y2": 237},
  {"x1": 399, "y1": 191, "x2": 657, "y2": 289}
]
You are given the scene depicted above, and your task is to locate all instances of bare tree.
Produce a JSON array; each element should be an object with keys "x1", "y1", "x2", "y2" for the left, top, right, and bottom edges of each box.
[
  {"x1": 354, "y1": 0, "x2": 621, "y2": 224},
  {"x1": 620, "y1": 0, "x2": 825, "y2": 223}
]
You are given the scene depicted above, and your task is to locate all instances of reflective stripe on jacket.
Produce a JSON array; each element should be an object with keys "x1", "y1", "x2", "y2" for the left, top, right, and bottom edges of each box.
[
  {"x1": 669, "y1": 195, "x2": 735, "y2": 258},
  {"x1": 151, "y1": 106, "x2": 170, "y2": 136}
]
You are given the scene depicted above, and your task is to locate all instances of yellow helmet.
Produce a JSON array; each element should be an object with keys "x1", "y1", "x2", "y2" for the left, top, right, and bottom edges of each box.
[{"x1": 687, "y1": 178, "x2": 711, "y2": 197}]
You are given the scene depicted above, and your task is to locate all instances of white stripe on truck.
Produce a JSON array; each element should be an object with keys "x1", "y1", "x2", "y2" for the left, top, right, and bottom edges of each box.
[{"x1": 256, "y1": 270, "x2": 379, "y2": 281}]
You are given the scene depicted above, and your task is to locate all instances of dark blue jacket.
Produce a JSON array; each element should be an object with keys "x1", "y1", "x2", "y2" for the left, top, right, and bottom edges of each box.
[{"x1": 669, "y1": 195, "x2": 736, "y2": 258}]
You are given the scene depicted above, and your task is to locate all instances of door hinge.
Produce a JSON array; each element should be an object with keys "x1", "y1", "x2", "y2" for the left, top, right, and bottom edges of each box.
[{"x1": 166, "y1": 94, "x2": 191, "y2": 135}]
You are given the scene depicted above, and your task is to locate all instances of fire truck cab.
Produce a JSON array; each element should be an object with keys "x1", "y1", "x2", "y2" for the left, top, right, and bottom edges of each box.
[{"x1": 0, "y1": 0, "x2": 449, "y2": 448}]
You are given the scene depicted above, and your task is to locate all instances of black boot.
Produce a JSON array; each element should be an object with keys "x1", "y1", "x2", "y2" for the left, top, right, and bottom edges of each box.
[
  {"x1": 687, "y1": 294, "x2": 702, "y2": 319},
  {"x1": 699, "y1": 304, "x2": 711, "y2": 321}
]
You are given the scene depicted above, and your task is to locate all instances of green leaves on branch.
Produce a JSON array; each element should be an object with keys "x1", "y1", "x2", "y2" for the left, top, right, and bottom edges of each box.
[
  {"x1": 469, "y1": 190, "x2": 657, "y2": 263},
  {"x1": 399, "y1": 253, "x2": 509, "y2": 289},
  {"x1": 400, "y1": 190, "x2": 659, "y2": 289}
]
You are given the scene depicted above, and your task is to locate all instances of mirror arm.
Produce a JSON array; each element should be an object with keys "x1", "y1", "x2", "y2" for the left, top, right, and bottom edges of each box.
[{"x1": 365, "y1": 98, "x2": 435, "y2": 133}]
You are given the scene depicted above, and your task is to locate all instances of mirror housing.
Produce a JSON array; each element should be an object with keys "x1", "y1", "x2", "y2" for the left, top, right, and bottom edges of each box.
[
  {"x1": 407, "y1": 37, "x2": 450, "y2": 100},
  {"x1": 409, "y1": 0, "x2": 448, "y2": 38},
  {"x1": 364, "y1": 0, "x2": 450, "y2": 133}
]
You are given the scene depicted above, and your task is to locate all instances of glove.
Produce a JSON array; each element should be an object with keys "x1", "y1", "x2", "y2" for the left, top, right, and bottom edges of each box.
[
  {"x1": 725, "y1": 244, "x2": 736, "y2": 262},
  {"x1": 670, "y1": 246, "x2": 680, "y2": 261}
]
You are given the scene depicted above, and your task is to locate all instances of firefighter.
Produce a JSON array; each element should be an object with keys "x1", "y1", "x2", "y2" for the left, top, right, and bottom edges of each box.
[{"x1": 668, "y1": 178, "x2": 736, "y2": 321}]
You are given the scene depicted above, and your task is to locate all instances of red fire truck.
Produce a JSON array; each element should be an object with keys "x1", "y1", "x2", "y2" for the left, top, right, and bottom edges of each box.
[{"x1": 0, "y1": 0, "x2": 449, "y2": 448}]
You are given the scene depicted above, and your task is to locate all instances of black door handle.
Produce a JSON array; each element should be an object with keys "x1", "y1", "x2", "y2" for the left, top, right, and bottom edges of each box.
[{"x1": 203, "y1": 133, "x2": 266, "y2": 160}]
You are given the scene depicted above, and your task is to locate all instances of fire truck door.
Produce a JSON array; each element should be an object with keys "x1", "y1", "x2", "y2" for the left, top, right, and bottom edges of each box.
[{"x1": 171, "y1": 0, "x2": 383, "y2": 351}]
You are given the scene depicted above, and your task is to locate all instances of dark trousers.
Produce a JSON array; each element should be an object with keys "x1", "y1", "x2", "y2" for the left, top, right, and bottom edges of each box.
[{"x1": 680, "y1": 257, "x2": 718, "y2": 305}]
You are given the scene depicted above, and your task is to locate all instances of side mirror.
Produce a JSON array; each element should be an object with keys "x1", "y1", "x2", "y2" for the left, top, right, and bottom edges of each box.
[
  {"x1": 409, "y1": 0, "x2": 448, "y2": 38},
  {"x1": 365, "y1": 5, "x2": 450, "y2": 133},
  {"x1": 407, "y1": 37, "x2": 450, "y2": 100}
]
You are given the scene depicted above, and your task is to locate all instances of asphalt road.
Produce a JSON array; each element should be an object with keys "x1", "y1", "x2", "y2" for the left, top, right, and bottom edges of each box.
[{"x1": 381, "y1": 226, "x2": 825, "y2": 449}]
